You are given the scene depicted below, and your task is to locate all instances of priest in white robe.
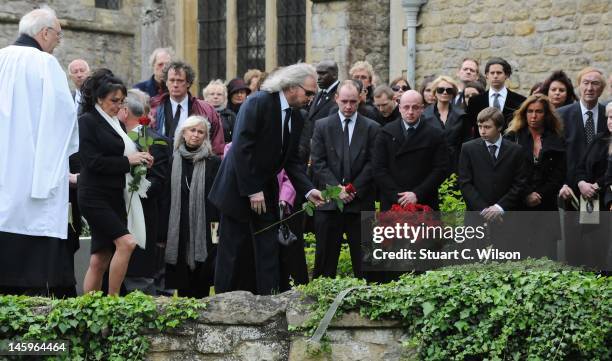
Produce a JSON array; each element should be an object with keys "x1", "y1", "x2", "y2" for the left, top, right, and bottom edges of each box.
[{"x1": 0, "y1": 7, "x2": 79, "y2": 297}]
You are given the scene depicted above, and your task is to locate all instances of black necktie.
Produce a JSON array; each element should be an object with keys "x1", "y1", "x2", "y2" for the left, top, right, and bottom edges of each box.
[
  {"x1": 282, "y1": 108, "x2": 291, "y2": 155},
  {"x1": 405, "y1": 125, "x2": 416, "y2": 140},
  {"x1": 316, "y1": 91, "x2": 326, "y2": 106},
  {"x1": 488, "y1": 144, "x2": 498, "y2": 161},
  {"x1": 341, "y1": 118, "x2": 351, "y2": 184},
  {"x1": 168, "y1": 103, "x2": 181, "y2": 138},
  {"x1": 585, "y1": 110, "x2": 594, "y2": 145}
]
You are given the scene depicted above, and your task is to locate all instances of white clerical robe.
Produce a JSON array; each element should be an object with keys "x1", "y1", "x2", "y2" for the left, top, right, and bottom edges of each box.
[{"x1": 0, "y1": 45, "x2": 78, "y2": 239}]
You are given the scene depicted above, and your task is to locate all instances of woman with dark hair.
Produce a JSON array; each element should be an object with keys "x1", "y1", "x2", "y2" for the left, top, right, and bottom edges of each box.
[
  {"x1": 418, "y1": 75, "x2": 437, "y2": 106},
  {"x1": 540, "y1": 70, "x2": 578, "y2": 108},
  {"x1": 164, "y1": 115, "x2": 221, "y2": 298},
  {"x1": 389, "y1": 76, "x2": 411, "y2": 102},
  {"x1": 462, "y1": 81, "x2": 485, "y2": 108},
  {"x1": 78, "y1": 69, "x2": 154, "y2": 295},
  {"x1": 505, "y1": 94, "x2": 565, "y2": 210},
  {"x1": 421, "y1": 75, "x2": 466, "y2": 173},
  {"x1": 575, "y1": 103, "x2": 612, "y2": 211},
  {"x1": 226, "y1": 78, "x2": 251, "y2": 115}
]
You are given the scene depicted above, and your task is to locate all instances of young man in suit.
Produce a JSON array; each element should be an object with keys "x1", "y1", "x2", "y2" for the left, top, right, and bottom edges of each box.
[
  {"x1": 310, "y1": 80, "x2": 379, "y2": 278},
  {"x1": 372, "y1": 90, "x2": 449, "y2": 211},
  {"x1": 209, "y1": 63, "x2": 325, "y2": 295},
  {"x1": 557, "y1": 67, "x2": 608, "y2": 202},
  {"x1": 465, "y1": 57, "x2": 526, "y2": 138},
  {"x1": 459, "y1": 107, "x2": 528, "y2": 218}
]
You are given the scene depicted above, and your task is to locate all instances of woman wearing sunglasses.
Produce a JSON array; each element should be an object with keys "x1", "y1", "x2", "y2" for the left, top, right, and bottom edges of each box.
[
  {"x1": 389, "y1": 76, "x2": 411, "y2": 103},
  {"x1": 421, "y1": 75, "x2": 466, "y2": 174}
]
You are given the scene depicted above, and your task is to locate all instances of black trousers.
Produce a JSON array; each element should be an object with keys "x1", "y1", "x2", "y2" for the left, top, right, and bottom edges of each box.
[
  {"x1": 313, "y1": 211, "x2": 363, "y2": 279},
  {"x1": 215, "y1": 211, "x2": 280, "y2": 295},
  {"x1": 279, "y1": 211, "x2": 309, "y2": 291}
]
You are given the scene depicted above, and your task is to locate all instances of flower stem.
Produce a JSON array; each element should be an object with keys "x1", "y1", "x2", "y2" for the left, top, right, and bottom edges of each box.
[{"x1": 252, "y1": 209, "x2": 305, "y2": 235}]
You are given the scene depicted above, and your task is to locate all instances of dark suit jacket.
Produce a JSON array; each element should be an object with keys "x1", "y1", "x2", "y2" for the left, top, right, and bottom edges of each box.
[
  {"x1": 458, "y1": 138, "x2": 528, "y2": 211},
  {"x1": 575, "y1": 131, "x2": 611, "y2": 210},
  {"x1": 310, "y1": 113, "x2": 379, "y2": 213},
  {"x1": 372, "y1": 118, "x2": 449, "y2": 210},
  {"x1": 557, "y1": 102, "x2": 607, "y2": 187},
  {"x1": 465, "y1": 88, "x2": 526, "y2": 138},
  {"x1": 78, "y1": 110, "x2": 131, "y2": 190},
  {"x1": 307, "y1": 83, "x2": 339, "y2": 124},
  {"x1": 422, "y1": 103, "x2": 467, "y2": 173},
  {"x1": 133, "y1": 75, "x2": 166, "y2": 98},
  {"x1": 504, "y1": 129, "x2": 566, "y2": 211},
  {"x1": 208, "y1": 91, "x2": 315, "y2": 221}
]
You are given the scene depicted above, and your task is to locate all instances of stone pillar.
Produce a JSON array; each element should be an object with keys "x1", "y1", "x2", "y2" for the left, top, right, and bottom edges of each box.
[
  {"x1": 401, "y1": 0, "x2": 427, "y2": 88},
  {"x1": 140, "y1": 0, "x2": 175, "y2": 80}
]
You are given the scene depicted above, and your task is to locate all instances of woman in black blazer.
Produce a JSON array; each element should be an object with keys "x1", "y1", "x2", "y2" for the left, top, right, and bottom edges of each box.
[
  {"x1": 421, "y1": 75, "x2": 466, "y2": 174},
  {"x1": 576, "y1": 103, "x2": 612, "y2": 211},
  {"x1": 78, "y1": 70, "x2": 154, "y2": 295},
  {"x1": 505, "y1": 94, "x2": 566, "y2": 211}
]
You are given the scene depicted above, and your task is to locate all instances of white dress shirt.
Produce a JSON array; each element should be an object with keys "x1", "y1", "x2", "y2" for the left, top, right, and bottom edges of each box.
[
  {"x1": 579, "y1": 100, "x2": 599, "y2": 132},
  {"x1": 170, "y1": 96, "x2": 189, "y2": 131},
  {"x1": 338, "y1": 110, "x2": 357, "y2": 144},
  {"x1": 488, "y1": 86, "x2": 508, "y2": 111}
]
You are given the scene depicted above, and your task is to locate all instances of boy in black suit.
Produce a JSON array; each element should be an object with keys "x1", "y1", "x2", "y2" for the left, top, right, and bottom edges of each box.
[{"x1": 459, "y1": 107, "x2": 528, "y2": 220}]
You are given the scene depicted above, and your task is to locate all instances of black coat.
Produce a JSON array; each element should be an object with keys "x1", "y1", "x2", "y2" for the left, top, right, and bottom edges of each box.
[
  {"x1": 379, "y1": 106, "x2": 401, "y2": 127},
  {"x1": 372, "y1": 118, "x2": 449, "y2": 210},
  {"x1": 458, "y1": 138, "x2": 528, "y2": 211},
  {"x1": 505, "y1": 129, "x2": 566, "y2": 211},
  {"x1": 575, "y1": 131, "x2": 611, "y2": 211},
  {"x1": 218, "y1": 107, "x2": 237, "y2": 143},
  {"x1": 310, "y1": 113, "x2": 379, "y2": 213},
  {"x1": 307, "y1": 83, "x2": 339, "y2": 124},
  {"x1": 208, "y1": 91, "x2": 315, "y2": 221},
  {"x1": 557, "y1": 102, "x2": 607, "y2": 187},
  {"x1": 78, "y1": 110, "x2": 131, "y2": 190},
  {"x1": 422, "y1": 103, "x2": 467, "y2": 174},
  {"x1": 465, "y1": 89, "x2": 526, "y2": 138}
]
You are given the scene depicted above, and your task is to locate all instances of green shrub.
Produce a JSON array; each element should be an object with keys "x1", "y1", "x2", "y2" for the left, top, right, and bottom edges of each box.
[
  {"x1": 0, "y1": 291, "x2": 203, "y2": 360},
  {"x1": 298, "y1": 260, "x2": 611, "y2": 361},
  {"x1": 304, "y1": 233, "x2": 354, "y2": 279}
]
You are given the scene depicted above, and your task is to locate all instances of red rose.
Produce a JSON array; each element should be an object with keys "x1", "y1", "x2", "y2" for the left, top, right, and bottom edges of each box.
[
  {"x1": 139, "y1": 116, "x2": 151, "y2": 126},
  {"x1": 345, "y1": 183, "x2": 356, "y2": 194}
]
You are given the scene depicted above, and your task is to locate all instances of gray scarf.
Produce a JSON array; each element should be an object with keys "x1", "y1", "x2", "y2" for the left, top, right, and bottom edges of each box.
[{"x1": 165, "y1": 143, "x2": 209, "y2": 270}]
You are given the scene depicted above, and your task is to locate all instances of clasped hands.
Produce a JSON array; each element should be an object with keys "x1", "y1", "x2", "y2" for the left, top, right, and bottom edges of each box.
[
  {"x1": 127, "y1": 152, "x2": 154, "y2": 168},
  {"x1": 250, "y1": 189, "x2": 326, "y2": 215}
]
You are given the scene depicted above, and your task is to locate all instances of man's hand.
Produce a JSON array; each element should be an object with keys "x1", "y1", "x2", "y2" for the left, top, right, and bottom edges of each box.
[
  {"x1": 558, "y1": 184, "x2": 575, "y2": 200},
  {"x1": 339, "y1": 186, "x2": 356, "y2": 204},
  {"x1": 578, "y1": 181, "x2": 599, "y2": 199},
  {"x1": 307, "y1": 189, "x2": 325, "y2": 207},
  {"x1": 69, "y1": 173, "x2": 79, "y2": 188},
  {"x1": 525, "y1": 192, "x2": 542, "y2": 207},
  {"x1": 480, "y1": 206, "x2": 503, "y2": 222},
  {"x1": 397, "y1": 191, "x2": 417, "y2": 207},
  {"x1": 250, "y1": 191, "x2": 266, "y2": 214}
]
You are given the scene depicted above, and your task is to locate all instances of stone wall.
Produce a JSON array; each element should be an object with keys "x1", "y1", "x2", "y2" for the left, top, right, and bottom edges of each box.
[
  {"x1": 146, "y1": 290, "x2": 412, "y2": 361},
  {"x1": 415, "y1": 0, "x2": 612, "y2": 93}
]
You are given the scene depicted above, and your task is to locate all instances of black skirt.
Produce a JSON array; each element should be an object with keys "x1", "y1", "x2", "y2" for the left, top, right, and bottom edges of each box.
[{"x1": 78, "y1": 185, "x2": 129, "y2": 254}]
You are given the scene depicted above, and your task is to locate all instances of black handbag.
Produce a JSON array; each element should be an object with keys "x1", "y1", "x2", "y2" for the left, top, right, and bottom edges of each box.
[{"x1": 278, "y1": 204, "x2": 297, "y2": 246}]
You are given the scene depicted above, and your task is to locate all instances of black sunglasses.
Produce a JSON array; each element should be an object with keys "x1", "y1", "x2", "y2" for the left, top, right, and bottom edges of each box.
[
  {"x1": 436, "y1": 87, "x2": 456, "y2": 95},
  {"x1": 298, "y1": 85, "x2": 316, "y2": 97},
  {"x1": 392, "y1": 85, "x2": 410, "y2": 92}
]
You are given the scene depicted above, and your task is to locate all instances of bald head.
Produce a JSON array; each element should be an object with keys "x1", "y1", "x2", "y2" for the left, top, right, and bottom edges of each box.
[
  {"x1": 68, "y1": 59, "x2": 90, "y2": 89},
  {"x1": 316, "y1": 60, "x2": 338, "y2": 89},
  {"x1": 399, "y1": 90, "x2": 424, "y2": 125}
]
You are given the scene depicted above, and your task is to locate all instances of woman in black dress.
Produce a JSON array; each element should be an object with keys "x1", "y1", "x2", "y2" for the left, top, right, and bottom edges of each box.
[
  {"x1": 79, "y1": 70, "x2": 154, "y2": 295},
  {"x1": 505, "y1": 94, "x2": 566, "y2": 211},
  {"x1": 165, "y1": 115, "x2": 221, "y2": 298}
]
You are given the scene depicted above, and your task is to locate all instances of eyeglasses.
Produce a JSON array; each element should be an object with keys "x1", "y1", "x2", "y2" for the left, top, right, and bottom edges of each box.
[
  {"x1": 436, "y1": 87, "x2": 456, "y2": 95},
  {"x1": 299, "y1": 85, "x2": 316, "y2": 97},
  {"x1": 392, "y1": 85, "x2": 410, "y2": 92},
  {"x1": 46, "y1": 27, "x2": 63, "y2": 39}
]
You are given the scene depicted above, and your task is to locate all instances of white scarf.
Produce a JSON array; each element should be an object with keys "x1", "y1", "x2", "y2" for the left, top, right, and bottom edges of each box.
[{"x1": 95, "y1": 104, "x2": 149, "y2": 249}]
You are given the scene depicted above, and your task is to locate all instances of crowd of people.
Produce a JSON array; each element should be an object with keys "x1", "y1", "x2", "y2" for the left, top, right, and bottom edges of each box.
[{"x1": 0, "y1": 7, "x2": 610, "y2": 298}]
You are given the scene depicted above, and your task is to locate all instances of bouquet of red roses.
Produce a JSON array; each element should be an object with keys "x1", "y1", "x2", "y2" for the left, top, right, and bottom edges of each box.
[{"x1": 376, "y1": 203, "x2": 439, "y2": 248}]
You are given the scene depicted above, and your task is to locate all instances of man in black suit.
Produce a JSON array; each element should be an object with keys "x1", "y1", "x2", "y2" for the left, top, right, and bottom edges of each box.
[
  {"x1": 209, "y1": 63, "x2": 325, "y2": 295},
  {"x1": 372, "y1": 90, "x2": 449, "y2": 211},
  {"x1": 465, "y1": 57, "x2": 526, "y2": 138},
  {"x1": 454, "y1": 58, "x2": 480, "y2": 109},
  {"x1": 557, "y1": 67, "x2": 608, "y2": 201},
  {"x1": 310, "y1": 80, "x2": 379, "y2": 278},
  {"x1": 459, "y1": 107, "x2": 528, "y2": 217}
]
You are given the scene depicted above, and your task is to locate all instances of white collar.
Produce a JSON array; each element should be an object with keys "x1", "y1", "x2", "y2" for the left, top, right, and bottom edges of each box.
[
  {"x1": 279, "y1": 90, "x2": 290, "y2": 112},
  {"x1": 489, "y1": 86, "x2": 508, "y2": 98},
  {"x1": 579, "y1": 99, "x2": 598, "y2": 113},
  {"x1": 170, "y1": 95, "x2": 188, "y2": 109},
  {"x1": 324, "y1": 80, "x2": 339, "y2": 93},
  {"x1": 337, "y1": 110, "x2": 357, "y2": 123},
  {"x1": 485, "y1": 135, "x2": 502, "y2": 148}
]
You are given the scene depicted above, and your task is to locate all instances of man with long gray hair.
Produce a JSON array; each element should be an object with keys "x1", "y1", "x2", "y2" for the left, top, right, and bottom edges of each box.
[
  {"x1": 209, "y1": 63, "x2": 325, "y2": 295},
  {"x1": 0, "y1": 7, "x2": 79, "y2": 296}
]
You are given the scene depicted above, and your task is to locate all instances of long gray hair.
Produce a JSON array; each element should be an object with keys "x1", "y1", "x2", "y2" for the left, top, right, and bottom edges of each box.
[
  {"x1": 260, "y1": 63, "x2": 317, "y2": 92},
  {"x1": 174, "y1": 115, "x2": 212, "y2": 152}
]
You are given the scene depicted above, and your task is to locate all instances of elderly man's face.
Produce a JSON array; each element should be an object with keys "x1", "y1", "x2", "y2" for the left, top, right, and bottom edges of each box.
[
  {"x1": 288, "y1": 76, "x2": 317, "y2": 108},
  {"x1": 153, "y1": 52, "x2": 171, "y2": 82},
  {"x1": 69, "y1": 60, "x2": 90, "y2": 89},
  {"x1": 579, "y1": 71, "x2": 604, "y2": 106},
  {"x1": 457, "y1": 60, "x2": 479, "y2": 83},
  {"x1": 41, "y1": 20, "x2": 62, "y2": 54},
  {"x1": 399, "y1": 91, "x2": 424, "y2": 125},
  {"x1": 166, "y1": 68, "x2": 189, "y2": 101}
]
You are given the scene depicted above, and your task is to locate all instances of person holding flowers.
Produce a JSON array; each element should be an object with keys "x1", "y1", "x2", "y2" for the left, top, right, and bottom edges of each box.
[
  {"x1": 310, "y1": 80, "x2": 380, "y2": 278},
  {"x1": 78, "y1": 69, "x2": 154, "y2": 295}
]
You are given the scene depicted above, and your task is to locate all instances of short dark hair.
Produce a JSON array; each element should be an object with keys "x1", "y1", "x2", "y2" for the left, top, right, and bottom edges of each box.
[
  {"x1": 477, "y1": 107, "x2": 504, "y2": 129},
  {"x1": 162, "y1": 61, "x2": 196, "y2": 86},
  {"x1": 540, "y1": 70, "x2": 578, "y2": 106},
  {"x1": 373, "y1": 85, "x2": 395, "y2": 99},
  {"x1": 463, "y1": 81, "x2": 485, "y2": 94},
  {"x1": 484, "y1": 57, "x2": 512, "y2": 77},
  {"x1": 80, "y1": 68, "x2": 127, "y2": 113}
]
